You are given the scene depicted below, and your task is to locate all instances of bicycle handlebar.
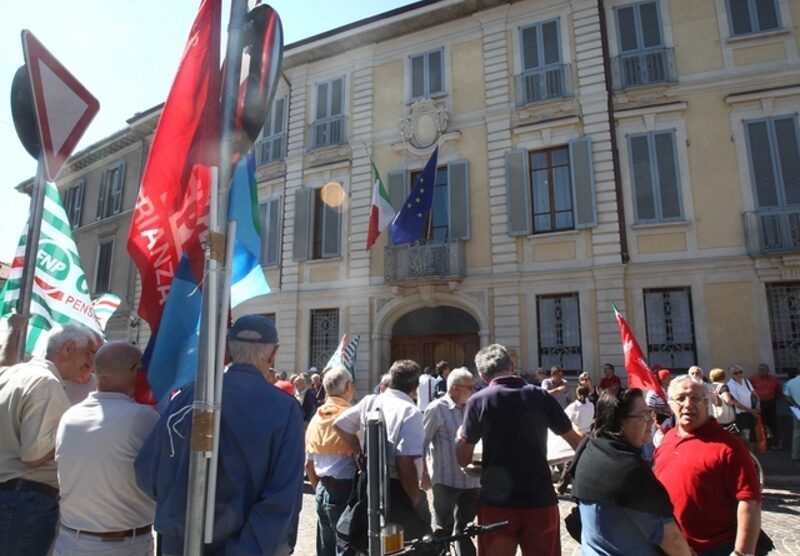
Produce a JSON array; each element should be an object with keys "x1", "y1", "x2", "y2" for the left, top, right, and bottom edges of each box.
[{"x1": 388, "y1": 521, "x2": 509, "y2": 555}]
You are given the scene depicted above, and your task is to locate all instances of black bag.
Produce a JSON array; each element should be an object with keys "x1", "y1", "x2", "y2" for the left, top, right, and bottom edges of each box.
[
  {"x1": 335, "y1": 463, "x2": 368, "y2": 555},
  {"x1": 736, "y1": 411, "x2": 755, "y2": 431},
  {"x1": 564, "y1": 504, "x2": 581, "y2": 542},
  {"x1": 757, "y1": 528, "x2": 775, "y2": 556}
]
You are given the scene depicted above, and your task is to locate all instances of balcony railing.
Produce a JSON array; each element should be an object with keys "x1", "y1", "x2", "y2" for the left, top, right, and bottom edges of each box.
[
  {"x1": 308, "y1": 115, "x2": 347, "y2": 151},
  {"x1": 744, "y1": 207, "x2": 800, "y2": 255},
  {"x1": 515, "y1": 64, "x2": 572, "y2": 107},
  {"x1": 256, "y1": 135, "x2": 285, "y2": 165},
  {"x1": 384, "y1": 240, "x2": 466, "y2": 284},
  {"x1": 612, "y1": 47, "x2": 676, "y2": 91}
]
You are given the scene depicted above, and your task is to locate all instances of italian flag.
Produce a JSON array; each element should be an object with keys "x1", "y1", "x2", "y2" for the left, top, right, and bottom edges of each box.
[
  {"x1": 366, "y1": 161, "x2": 395, "y2": 250},
  {"x1": 0, "y1": 182, "x2": 113, "y2": 355}
]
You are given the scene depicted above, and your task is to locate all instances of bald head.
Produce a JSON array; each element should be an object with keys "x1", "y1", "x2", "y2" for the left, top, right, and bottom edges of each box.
[{"x1": 95, "y1": 341, "x2": 142, "y2": 395}]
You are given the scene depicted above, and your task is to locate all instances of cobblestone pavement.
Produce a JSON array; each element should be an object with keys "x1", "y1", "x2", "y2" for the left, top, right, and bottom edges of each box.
[{"x1": 293, "y1": 483, "x2": 800, "y2": 555}]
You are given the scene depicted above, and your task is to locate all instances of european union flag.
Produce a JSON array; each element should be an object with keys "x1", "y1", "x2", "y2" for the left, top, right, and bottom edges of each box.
[{"x1": 390, "y1": 147, "x2": 439, "y2": 245}]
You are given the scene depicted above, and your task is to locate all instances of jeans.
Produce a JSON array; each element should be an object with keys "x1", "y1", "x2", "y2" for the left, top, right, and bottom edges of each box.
[
  {"x1": 431, "y1": 484, "x2": 479, "y2": 556},
  {"x1": 315, "y1": 480, "x2": 351, "y2": 556},
  {"x1": 792, "y1": 419, "x2": 800, "y2": 460},
  {"x1": 53, "y1": 525, "x2": 154, "y2": 555},
  {"x1": 0, "y1": 487, "x2": 59, "y2": 555}
]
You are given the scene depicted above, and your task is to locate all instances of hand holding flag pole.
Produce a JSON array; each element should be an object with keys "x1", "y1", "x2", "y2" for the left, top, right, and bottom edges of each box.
[{"x1": 612, "y1": 302, "x2": 668, "y2": 403}]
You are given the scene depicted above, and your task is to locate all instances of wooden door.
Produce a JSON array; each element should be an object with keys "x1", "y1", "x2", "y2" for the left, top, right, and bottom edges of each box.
[{"x1": 391, "y1": 333, "x2": 479, "y2": 371}]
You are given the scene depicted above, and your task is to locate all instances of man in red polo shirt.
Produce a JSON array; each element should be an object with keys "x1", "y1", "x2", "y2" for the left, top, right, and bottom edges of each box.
[
  {"x1": 599, "y1": 363, "x2": 621, "y2": 394},
  {"x1": 750, "y1": 363, "x2": 783, "y2": 449},
  {"x1": 654, "y1": 375, "x2": 761, "y2": 556}
]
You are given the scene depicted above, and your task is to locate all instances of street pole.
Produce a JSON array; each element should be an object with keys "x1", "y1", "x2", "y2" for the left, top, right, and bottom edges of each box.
[
  {"x1": 15, "y1": 159, "x2": 46, "y2": 360},
  {"x1": 366, "y1": 410, "x2": 384, "y2": 556}
]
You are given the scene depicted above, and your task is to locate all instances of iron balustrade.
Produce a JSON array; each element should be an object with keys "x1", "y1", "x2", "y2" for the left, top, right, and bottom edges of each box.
[
  {"x1": 612, "y1": 47, "x2": 676, "y2": 90},
  {"x1": 744, "y1": 207, "x2": 800, "y2": 255},
  {"x1": 515, "y1": 63, "x2": 571, "y2": 107},
  {"x1": 308, "y1": 115, "x2": 347, "y2": 151},
  {"x1": 384, "y1": 240, "x2": 466, "y2": 283},
  {"x1": 256, "y1": 135, "x2": 285, "y2": 165}
]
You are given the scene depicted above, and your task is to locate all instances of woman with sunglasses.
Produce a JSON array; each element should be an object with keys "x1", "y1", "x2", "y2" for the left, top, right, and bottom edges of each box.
[
  {"x1": 568, "y1": 389, "x2": 693, "y2": 555},
  {"x1": 726, "y1": 365, "x2": 761, "y2": 446}
]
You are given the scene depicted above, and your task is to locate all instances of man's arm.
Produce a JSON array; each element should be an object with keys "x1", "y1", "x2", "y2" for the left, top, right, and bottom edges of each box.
[
  {"x1": 658, "y1": 521, "x2": 693, "y2": 556},
  {"x1": 395, "y1": 455, "x2": 422, "y2": 507},
  {"x1": 305, "y1": 458, "x2": 319, "y2": 489},
  {"x1": 455, "y1": 437, "x2": 475, "y2": 468},
  {"x1": 333, "y1": 424, "x2": 362, "y2": 455},
  {"x1": 0, "y1": 313, "x2": 28, "y2": 368},
  {"x1": 22, "y1": 449, "x2": 54, "y2": 468},
  {"x1": 560, "y1": 428, "x2": 584, "y2": 450},
  {"x1": 734, "y1": 499, "x2": 761, "y2": 555}
]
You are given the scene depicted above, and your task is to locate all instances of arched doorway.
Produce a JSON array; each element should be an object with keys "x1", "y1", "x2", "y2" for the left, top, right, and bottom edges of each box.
[{"x1": 391, "y1": 306, "x2": 480, "y2": 371}]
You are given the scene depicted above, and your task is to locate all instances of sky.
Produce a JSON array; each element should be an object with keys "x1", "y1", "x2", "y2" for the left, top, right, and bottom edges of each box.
[{"x1": 0, "y1": 0, "x2": 411, "y2": 262}]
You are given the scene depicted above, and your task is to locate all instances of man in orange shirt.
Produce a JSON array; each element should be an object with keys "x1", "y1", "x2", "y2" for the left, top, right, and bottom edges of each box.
[{"x1": 750, "y1": 363, "x2": 784, "y2": 449}]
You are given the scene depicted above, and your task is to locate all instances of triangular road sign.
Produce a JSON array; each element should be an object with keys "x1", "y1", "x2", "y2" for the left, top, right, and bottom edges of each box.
[{"x1": 21, "y1": 30, "x2": 99, "y2": 181}]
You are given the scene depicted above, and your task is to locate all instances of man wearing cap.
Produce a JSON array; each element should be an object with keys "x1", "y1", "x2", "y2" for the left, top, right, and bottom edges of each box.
[
  {"x1": 135, "y1": 315, "x2": 304, "y2": 555},
  {"x1": 54, "y1": 342, "x2": 158, "y2": 555}
]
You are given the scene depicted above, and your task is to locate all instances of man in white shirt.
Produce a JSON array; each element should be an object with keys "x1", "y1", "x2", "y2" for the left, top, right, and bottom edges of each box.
[
  {"x1": 417, "y1": 366, "x2": 436, "y2": 411},
  {"x1": 54, "y1": 341, "x2": 159, "y2": 555},
  {"x1": 564, "y1": 386, "x2": 594, "y2": 434}
]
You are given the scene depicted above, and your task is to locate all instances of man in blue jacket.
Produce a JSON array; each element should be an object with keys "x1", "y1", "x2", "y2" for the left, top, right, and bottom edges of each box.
[{"x1": 135, "y1": 314, "x2": 304, "y2": 555}]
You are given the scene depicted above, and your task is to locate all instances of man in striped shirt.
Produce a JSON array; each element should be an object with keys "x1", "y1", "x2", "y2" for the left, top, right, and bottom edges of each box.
[{"x1": 422, "y1": 367, "x2": 480, "y2": 556}]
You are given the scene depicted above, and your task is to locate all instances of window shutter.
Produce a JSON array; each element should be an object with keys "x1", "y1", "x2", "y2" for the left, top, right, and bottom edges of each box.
[
  {"x1": 321, "y1": 202, "x2": 341, "y2": 258},
  {"x1": 541, "y1": 20, "x2": 560, "y2": 65},
  {"x1": 630, "y1": 135, "x2": 656, "y2": 220},
  {"x1": 293, "y1": 188, "x2": 313, "y2": 261},
  {"x1": 755, "y1": 0, "x2": 779, "y2": 31},
  {"x1": 569, "y1": 137, "x2": 596, "y2": 228},
  {"x1": 746, "y1": 120, "x2": 779, "y2": 208},
  {"x1": 505, "y1": 149, "x2": 532, "y2": 236},
  {"x1": 654, "y1": 132, "x2": 681, "y2": 219},
  {"x1": 273, "y1": 97, "x2": 285, "y2": 135},
  {"x1": 521, "y1": 25, "x2": 539, "y2": 70},
  {"x1": 428, "y1": 49, "x2": 443, "y2": 95},
  {"x1": 111, "y1": 161, "x2": 126, "y2": 215},
  {"x1": 261, "y1": 197, "x2": 282, "y2": 267},
  {"x1": 447, "y1": 160, "x2": 470, "y2": 241},
  {"x1": 316, "y1": 82, "x2": 329, "y2": 120},
  {"x1": 616, "y1": 6, "x2": 638, "y2": 52},
  {"x1": 639, "y1": 1, "x2": 663, "y2": 48},
  {"x1": 330, "y1": 78, "x2": 343, "y2": 117},
  {"x1": 411, "y1": 54, "x2": 425, "y2": 98},
  {"x1": 728, "y1": 0, "x2": 753, "y2": 35},
  {"x1": 388, "y1": 170, "x2": 409, "y2": 213},
  {"x1": 96, "y1": 174, "x2": 108, "y2": 220},
  {"x1": 74, "y1": 182, "x2": 85, "y2": 227},
  {"x1": 774, "y1": 117, "x2": 800, "y2": 205}
]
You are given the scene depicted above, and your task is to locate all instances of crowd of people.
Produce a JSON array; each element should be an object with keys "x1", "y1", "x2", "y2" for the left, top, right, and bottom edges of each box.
[{"x1": 2, "y1": 311, "x2": 800, "y2": 555}]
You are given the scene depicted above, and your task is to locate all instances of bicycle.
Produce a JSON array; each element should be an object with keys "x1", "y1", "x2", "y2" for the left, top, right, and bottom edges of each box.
[
  {"x1": 388, "y1": 521, "x2": 509, "y2": 555},
  {"x1": 723, "y1": 422, "x2": 765, "y2": 491}
]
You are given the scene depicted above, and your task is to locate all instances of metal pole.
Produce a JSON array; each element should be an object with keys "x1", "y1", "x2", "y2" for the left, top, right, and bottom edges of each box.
[
  {"x1": 15, "y1": 159, "x2": 46, "y2": 361},
  {"x1": 366, "y1": 411, "x2": 384, "y2": 556},
  {"x1": 183, "y1": 168, "x2": 220, "y2": 556}
]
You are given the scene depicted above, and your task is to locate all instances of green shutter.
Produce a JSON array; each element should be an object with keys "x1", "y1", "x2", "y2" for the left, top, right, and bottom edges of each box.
[
  {"x1": 505, "y1": 149, "x2": 532, "y2": 236},
  {"x1": 292, "y1": 188, "x2": 313, "y2": 261},
  {"x1": 568, "y1": 137, "x2": 596, "y2": 228},
  {"x1": 447, "y1": 160, "x2": 470, "y2": 241}
]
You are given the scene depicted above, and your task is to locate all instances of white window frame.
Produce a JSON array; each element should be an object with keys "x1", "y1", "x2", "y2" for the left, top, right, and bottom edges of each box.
[
  {"x1": 628, "y1": 129, "x2": 684, "y2": 223},
  {"x1": 258, "y1": 95, "x2": 287, "y2": 165},
  {"x1": 94, "y1": 237, "x2": 114, "y2": 293},
  {"x1": 409, "y1": 48, "x2": 446, "y2": 101},
  {"x1": 725, "y1": 0, "x2": 782, "y2": 37}
]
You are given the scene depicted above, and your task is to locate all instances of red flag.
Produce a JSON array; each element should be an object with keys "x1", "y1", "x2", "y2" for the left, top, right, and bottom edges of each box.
[
  {"x1": 613, "y1": 305, "x2": 667, "y2": 403},
  {"x1": 127, "y1": 0, "x2": 221, "y2": 335}
]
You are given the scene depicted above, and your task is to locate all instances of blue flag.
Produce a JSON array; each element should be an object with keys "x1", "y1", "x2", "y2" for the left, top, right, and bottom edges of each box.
[
  {"x1": 229, "y1": 150, "x2": 271, "y2": 307},
  {"x1": 390, "y1": 147, "x2": 439, "y2": 245}
]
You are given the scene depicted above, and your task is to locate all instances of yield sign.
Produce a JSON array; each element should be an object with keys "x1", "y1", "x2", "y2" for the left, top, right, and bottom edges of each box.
[{"x1": 21, "y1": 30, "x2": 99, "y2": 181}]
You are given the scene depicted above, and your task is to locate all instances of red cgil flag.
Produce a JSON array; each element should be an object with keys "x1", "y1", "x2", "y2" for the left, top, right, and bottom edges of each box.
[
  {"x1": 613, "y1": 304, "x2": 667, "y2": 403},
  {"x1": 127, "y1": 0, "x2": 221, "y2": 338}
]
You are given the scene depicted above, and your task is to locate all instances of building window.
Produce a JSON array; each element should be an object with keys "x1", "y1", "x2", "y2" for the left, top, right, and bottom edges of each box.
[
  {"x1": 63, "y1": 181, "x2": 85, "y2": 228},
  {"x1": 312, "y1": 188, "x2": 342, "y2": 259},
  {"x1": 745, "y1": 116, "x2": 800, "y2": 209},
  {"x1": 629, "y1": 130, "x2": 683, "y2": 223},
  {"x1": 537, "y1": 293, "x2": 583, "y2": 372},
  {"x1": 310, "y1": 77, "x2": 345, "y2": 150},
  {"x1": 643, "y1": 287, "x2": 696, "y2": 372},
  {"x1": 410, "y1": 48, "x2": 444, "y2": 100},
  {"x1": 613, "y1": 1, "x2": 674, "y2": 90},
  {"x1": 727, "y1": 0, "x2": 781, "y2": 36},
  {"x1": 96, "y1": 161, "x2": 125, "y2": 220},
  {"x1": 95, "y1": 238, "x2": 114, "y2": 293},
  {"x1": 310, "y1": 308, "x2": 339, "y2": 371},
  {"x1": 505, "y1": 138, "x2": 596, "y2": 236},
  {"x1": 259, "y1": 197, "x2": 282, "y2": 267},
  {"x1": 387, "y1": 160, "x2": 471, "y2": 244},
  {"x1": 766, "y1": 282, "x2": 800, "y2": 373},
  {"x1": 258, "y1": 96, "x2": 287, "y2": 165},
  {"x1": 516, "y1": 19, "x2": 569, "y2": 105}
]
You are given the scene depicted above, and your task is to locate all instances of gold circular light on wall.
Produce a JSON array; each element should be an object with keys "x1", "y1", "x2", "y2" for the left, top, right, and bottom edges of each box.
[{"x1": 321, "y1": 182, "x2": 346, "y2": 209}]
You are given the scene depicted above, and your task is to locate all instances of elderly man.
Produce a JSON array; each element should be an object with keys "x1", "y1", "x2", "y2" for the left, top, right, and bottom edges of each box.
[
  {"x1": 305, "y1": 367, "x2": 357, "y2": 556},
  {"x1": 422, "y1": 367, "x2": 480, "y2": 556},
  {"x1": 654, "y1": 375, "x2": 761, "y2": 555},
  {"x1": 135, "y1": 315, "x2": 304, "y2": 555},
  {"x1": 456, "y1": 344, "x2": 582, "y2": 556},
  {"x1": 335, "y1": 359, "x2": 432, "y2": 543},
  {"x1": 63, "y1": 329, "x2": 104, "y2": 405},
  {"x1": 54, "y1": 342, "x2": 158, "y2": 555},
  {"x1": 0, "y1": 323, "x2": 97, "y2": 555}
]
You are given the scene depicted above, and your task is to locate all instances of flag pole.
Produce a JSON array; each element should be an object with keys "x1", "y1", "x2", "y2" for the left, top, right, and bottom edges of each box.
[{"x1": 15, "y1": 159, "x2": 47, "y2": 361}]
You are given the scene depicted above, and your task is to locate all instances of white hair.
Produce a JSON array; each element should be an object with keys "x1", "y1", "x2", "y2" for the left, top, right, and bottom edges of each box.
[
  {"x1": 45, "y1": 323, "x2": 94, "y2": 357},
  {"x1": 667, "y1": 374, "x2": 704, "y2": 400},
  {"x1": 447, "y1": 367, "x2": 473, "y2": 391},
  {"x1": 228, "y1": 340, "x2": 275, "y2": 367},
  {"x1": 323, "y1": 367, "x2": 352, "y2": 397}
]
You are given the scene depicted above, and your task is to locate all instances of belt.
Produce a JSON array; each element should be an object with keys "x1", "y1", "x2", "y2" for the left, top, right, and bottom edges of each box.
[
  {"x1": 0, "y1": 478, "x2": 59, "y2": 499},
  {"x1": 320, "y1": 476, "x2": 353, "y2": 488},
  {"x1": 60, "y1": 524, "x2": 152, "y2": 542}
]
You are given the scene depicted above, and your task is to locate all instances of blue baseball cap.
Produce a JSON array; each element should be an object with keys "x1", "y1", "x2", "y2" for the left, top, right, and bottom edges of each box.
[{"x1": 228, "y1": 315, "x2": 278, "y2": 345}]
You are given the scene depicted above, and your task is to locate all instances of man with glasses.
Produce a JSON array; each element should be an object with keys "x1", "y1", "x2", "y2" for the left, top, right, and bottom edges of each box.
[
  {"x1": 422, "y1": 367, "x2": 481, "y2": 556},
  {"x1": 654, "y1": 375, "x2": 762, "y2": 556}
]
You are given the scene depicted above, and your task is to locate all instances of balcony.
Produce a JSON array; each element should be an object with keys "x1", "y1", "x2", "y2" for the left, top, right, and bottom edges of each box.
[
  {"x1": 744, "y1": 207, "x2": 800, "y2": 255},
  {"x1": 515, "y1": 64, "x2": 572, "y2": 107},
  {"x1": 612, "y1": 47, "x2": 676, "y2": 91},
  {"x1": 256, "y1": 135, "x2": 285, "y2": 165},
  {"x1": 384, "y1": 240, "x2": 466, "y2": 284},
  {"x1": 308, "y1": 115, "x2": 347, "y2": 151}
]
